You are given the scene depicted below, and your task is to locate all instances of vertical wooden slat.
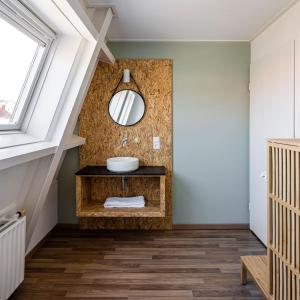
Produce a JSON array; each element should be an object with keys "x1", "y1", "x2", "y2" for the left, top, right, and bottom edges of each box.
[
  {"x1": 283, "y1": 264, "x2": 286, "y2": 300},
  {"x1": 292, "y1": 213, "x2": 294, "y2": 271},
  {"x1": 277, "y1": 256, "x2": 279, "y2": 300},
  {"x1": 275, "y1": 202, "x2": 278, "y2": 252},
  {"x1": 296, "y1": 277, "x2": 300, "y2": 300},
  {"x1": 288, "y1": 146, "x2": 292, "y2": 263},
  {"x1": 273, "y1": 200, "x2": 276, "y2": 247},
  {"x1": 276, "y1": 148, "x2": 280, "y2": 197},
  {"x1": 283, "y1": 206, "x2": 287, "y2": 259},
  {"x1": 292, "y1": 274, "x2": 295, "y2": 300},
  {"x1": 297, "y1": 151, "x2": 300, "y2": 211},
  {"x1": 291, "y1": 151, "x2": 295, "y2": 207},
  {"x1": 283, "y1": 149, "x2": 287, "y2": 202},
  {"x1": 287, "y1": 150, "x2": 291, "y2": 205},
  {"x1": 279, "y1": 148, "x2": 283, "y2": 200},
  {"x1": 276, "y1": 256, "x2": 280, "y2": 300},
  {"x1": 287, "y1": 268, "x2": 291, "y2": 300},
  {"x1": 279, "y1": 204, "x2": 282, "y2": 256},
  {"x1": 282, "y1": 150, "x2": 287, "y2": 266},
  {"x1": 160, "y1": 175, "x2": 166, "y2": 215},
  {"x1": 287, "y1": 209, "x2": 291, "y2": 265},
  {"x1": 280, "y1": 260, "x2": 283, "y2": 300},
  {"x1": 76, "y1": 176, "x2": 82, "y2": 216},
  {"x1": 296, "y1": 152, "x2": 300, "y2": 209},
  {"x1": 273, "y1": 252, "x2": 276, "y2": 298},
  {"x1": 272, "y1": 147, "x2": 276, "y2": 195},
  {"x1": 296, "y1": 215, "x2": 299, "y2": 273},
  {"x1": 291, "y1": 212, "x2": 296, "y2": 268},
  {"x1": 268, "y1": 146, "x2": 273, "y2": 294}
]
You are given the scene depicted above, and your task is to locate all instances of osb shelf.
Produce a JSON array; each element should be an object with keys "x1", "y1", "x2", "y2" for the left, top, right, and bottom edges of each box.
[
  {"x1": 79, "y1": 204, "x2": 164, "y2": 218},
  {"x1": 241, "y1": 256, "x2": 271, "y2": 300},
  {"x1": 76, "y1": 166, "x2": 166, "y2": 218}
]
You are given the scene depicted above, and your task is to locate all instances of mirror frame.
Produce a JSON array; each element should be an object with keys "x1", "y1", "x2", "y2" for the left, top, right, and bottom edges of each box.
[{"x1": 108, "y1": 89, "x2": 146, "y2": 127}]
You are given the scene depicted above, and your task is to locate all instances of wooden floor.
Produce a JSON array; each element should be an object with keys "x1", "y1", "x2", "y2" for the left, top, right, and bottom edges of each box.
[{"x1": 11, "y1": 229, "x2": 266, "y2": 299}]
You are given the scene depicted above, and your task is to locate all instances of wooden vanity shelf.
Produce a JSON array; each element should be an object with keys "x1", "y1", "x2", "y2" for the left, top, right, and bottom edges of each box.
[{"x1": 76, "y1": 166, "x2": 166, "y2": 218}]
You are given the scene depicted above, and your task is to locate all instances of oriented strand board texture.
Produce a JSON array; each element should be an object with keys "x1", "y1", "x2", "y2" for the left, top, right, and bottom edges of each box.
[
  {"x1": 79, "y1": 59, "x2": 172, "y2": 229},
  {"x1": 76, "y1": 176, "x2": 165, "y2": 218}
]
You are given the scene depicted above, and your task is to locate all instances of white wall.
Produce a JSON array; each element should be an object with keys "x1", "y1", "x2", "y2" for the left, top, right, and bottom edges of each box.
[
  {"x1": 250, "y1": 1, "x2": 300, "y2": 244},
  {"x1": 27, "y1": 180, "x2": 58, "y2": 253},
  {"x1": 0, "y1": 158, "x2": 51, "y2": 214},
  {"x1": 0, "y1": 163, "x2": 30, "y2": 216},
  {"x1": 0, "y1": 156, "x2": 57, "y2": 253},
  {"x1": 251, "y1": 2, "x2": 300, "y2": 62}
]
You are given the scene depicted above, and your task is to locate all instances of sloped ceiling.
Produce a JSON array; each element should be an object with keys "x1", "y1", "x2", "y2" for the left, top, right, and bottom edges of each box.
[{"x1": 85, "y1": 0, "x2": 296, "y2": 41}]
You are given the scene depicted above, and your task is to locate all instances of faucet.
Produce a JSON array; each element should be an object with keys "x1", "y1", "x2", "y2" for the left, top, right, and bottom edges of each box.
[{"x1": 122, "y1": 137, "x2": 128, "y2": 147}]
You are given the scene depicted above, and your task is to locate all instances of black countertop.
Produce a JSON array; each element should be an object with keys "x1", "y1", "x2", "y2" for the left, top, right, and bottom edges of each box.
[{"x1": 76, "y1": 166, "x2": 166, "y2": 176}]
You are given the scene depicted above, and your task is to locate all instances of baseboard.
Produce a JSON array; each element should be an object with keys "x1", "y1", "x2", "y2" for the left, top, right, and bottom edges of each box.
[
  {"x1": 56, "y1": 223, "x2": 80, "y2": 229},
  {"x1": 250, "y1": 229, "x2": 267, "y2": 248},
  {"x1": 172, "y1": 224, "x2": 249, "y2": 230},
  {"x1": 57, "y1": 223, "x2": 249, "y2": 230}
]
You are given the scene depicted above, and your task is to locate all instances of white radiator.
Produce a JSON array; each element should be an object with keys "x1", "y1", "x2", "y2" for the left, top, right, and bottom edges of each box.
[{"x1": 0, "y1": 216, "x2": 26, "y2": 300}]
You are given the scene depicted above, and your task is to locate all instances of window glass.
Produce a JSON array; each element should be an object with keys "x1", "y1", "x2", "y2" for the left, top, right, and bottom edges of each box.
[
  {"x1": 0, "y1": 17, "x2": 40, "y2": 126},
  {"x1": 0, "y1": 0, "x2": 55, "y2": 131}
]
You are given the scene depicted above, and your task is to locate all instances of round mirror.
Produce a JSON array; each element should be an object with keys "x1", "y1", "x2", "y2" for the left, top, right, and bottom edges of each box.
[{"x1": 108, "y1": 89, "x2": 145, "y2": 126}]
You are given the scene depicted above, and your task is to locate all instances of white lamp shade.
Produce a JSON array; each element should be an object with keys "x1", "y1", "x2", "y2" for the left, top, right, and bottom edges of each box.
[{"x1": 123, "y1": 69, "x2": 130, "y2": 83}]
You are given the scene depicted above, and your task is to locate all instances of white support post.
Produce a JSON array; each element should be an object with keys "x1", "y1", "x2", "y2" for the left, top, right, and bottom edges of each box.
[
  {"x1": 26, "y1": 7, "x2": 114, "y2": 250},
  {"x1": 99, "y1": 42, "x2": 115, "y2": 64}
]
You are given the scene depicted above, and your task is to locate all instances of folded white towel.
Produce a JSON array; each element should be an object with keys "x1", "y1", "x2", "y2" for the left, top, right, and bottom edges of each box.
[{"x1": 104, "y1": 196, "x2": 145, "y2": 208}]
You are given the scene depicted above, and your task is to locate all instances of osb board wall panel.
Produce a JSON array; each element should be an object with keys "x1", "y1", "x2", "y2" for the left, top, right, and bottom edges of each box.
[
  {"x1": 79, "y1": 59, "x2": 172, "y2": 230},
  {"x1": 80, "y1": 216, "x2": 172, "y2": 230}
]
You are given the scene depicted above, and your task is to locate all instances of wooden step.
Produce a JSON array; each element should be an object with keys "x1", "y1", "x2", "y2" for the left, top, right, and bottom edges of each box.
[{"x1": 241, "y1": 255, "x2": 271, "y2": 300}]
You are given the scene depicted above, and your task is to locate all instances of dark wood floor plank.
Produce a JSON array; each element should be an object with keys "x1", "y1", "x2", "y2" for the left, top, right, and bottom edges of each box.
[{"x1": 10, "y1": 229, "x2": 266, "y2": 299}]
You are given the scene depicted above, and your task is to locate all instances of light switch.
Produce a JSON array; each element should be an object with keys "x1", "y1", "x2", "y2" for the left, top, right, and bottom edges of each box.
[{"x1": 153, "y1": 136, "x2": 160, "y2": 150}]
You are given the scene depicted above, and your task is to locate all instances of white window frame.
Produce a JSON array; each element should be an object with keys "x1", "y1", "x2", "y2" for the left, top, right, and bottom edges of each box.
[{"x1": 0, "y1": 0, "x2": 55, "y2": 131}]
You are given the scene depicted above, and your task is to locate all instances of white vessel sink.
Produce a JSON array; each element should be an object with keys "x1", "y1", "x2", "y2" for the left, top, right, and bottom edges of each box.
[{"x1": 107, "y1": 157, "x2": 139, "y2": 173}]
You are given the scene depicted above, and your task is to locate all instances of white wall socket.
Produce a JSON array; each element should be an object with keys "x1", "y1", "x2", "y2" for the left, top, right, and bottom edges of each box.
[{"x1": 153, "y1": 136, "x2": 160, "y2": 150}]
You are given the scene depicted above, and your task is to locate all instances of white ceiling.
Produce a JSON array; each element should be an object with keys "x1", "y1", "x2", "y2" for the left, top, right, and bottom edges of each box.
[{"x1": 85, "y1": 0, "x2": 296, "y2": 41}]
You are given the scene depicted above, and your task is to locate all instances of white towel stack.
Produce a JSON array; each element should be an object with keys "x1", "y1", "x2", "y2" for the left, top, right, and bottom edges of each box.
[{"x1": 104, "y1": 196, "x2": 145, "y2": 208}]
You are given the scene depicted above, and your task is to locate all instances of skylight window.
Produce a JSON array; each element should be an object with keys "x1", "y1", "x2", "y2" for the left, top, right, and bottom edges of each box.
[{"x1": 0, "y1": 0, "x2": 55, "y2": 130}]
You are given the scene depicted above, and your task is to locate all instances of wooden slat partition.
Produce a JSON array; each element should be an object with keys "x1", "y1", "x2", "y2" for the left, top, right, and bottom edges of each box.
[
  {"x1": 268, "y1": 139, "x2": 300, "y2": 300},
  {"x1": 242, "y1": 139, "x2": 300, "y2": 299}
]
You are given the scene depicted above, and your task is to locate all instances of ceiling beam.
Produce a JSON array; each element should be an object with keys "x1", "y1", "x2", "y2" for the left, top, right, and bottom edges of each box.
[{"x1": 85, "y1": 1, "x2": 118, "y2": 17}]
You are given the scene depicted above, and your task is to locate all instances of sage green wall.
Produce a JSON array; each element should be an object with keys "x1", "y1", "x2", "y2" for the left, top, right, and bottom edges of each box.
[{"x1": 58, "y1": 42, "x2": 250, "y2": 224}]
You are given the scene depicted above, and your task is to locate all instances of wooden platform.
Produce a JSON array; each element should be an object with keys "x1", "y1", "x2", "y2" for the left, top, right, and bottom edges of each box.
[{"x1": 241, "y1": 256, "x2": 271, "y2": 300}]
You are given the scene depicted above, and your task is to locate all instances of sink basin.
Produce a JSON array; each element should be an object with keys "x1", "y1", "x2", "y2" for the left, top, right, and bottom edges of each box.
[{"x1": 107, "y1": 157, "x2": 139, "y2": 173}]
